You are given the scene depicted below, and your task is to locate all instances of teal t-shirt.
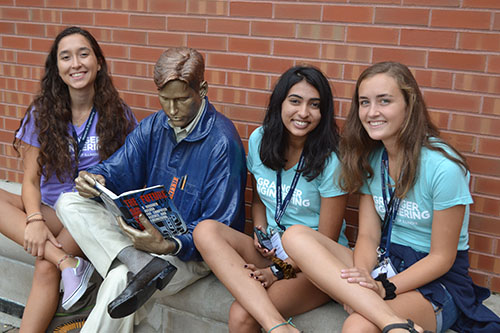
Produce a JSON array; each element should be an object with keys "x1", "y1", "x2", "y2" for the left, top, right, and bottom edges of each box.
[
  {"x1": 360, "y1": 143, "x2": 473, "y2": 253},
  {"x1": 247, "y1": 127, "x2": 349, "y2": 247}
]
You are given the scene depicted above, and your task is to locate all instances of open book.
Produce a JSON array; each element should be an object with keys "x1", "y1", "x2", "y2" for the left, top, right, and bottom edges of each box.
[{"x1": 95, "y1": 182, "x2": 187, "y2": 239}]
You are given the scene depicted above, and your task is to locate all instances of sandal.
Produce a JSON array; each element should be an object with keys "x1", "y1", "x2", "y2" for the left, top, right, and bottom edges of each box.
[{"x1": 382, "y1": 319, "x2": 433, "y2": 333}]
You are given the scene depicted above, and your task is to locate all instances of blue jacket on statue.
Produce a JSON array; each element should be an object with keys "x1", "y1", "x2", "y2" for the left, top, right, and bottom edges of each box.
[{"x1": 88, "y1": 98, "x2": 247, "y2": 261}]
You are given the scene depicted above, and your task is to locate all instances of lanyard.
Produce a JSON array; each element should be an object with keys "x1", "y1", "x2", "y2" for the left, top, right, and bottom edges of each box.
[
  {"x1": 71, "y1": 107, "x2": 96, "y2": 159},
  {"x1": 275, "y1": 154, "x2": 305, "y2": 231},
  {"x1": 71, "y1": 107, "x2": 96, "y2": 178},
  {"x1": 379, "y1": 148, "x2": 401, "y2": 259}
]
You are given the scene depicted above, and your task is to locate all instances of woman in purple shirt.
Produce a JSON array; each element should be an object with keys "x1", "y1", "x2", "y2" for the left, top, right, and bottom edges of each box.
[{"x1": 0, "y1": 26, "x2": 136, "y2": 331}]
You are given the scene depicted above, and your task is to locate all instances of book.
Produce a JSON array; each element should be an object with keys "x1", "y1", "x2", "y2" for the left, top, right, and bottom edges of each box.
[{"x1": 95, "y1": 182, "x2": 187, "y2": 239}]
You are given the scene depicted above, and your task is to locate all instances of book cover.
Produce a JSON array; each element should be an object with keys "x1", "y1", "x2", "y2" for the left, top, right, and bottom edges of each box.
[{"x1": 95, "y1": 182, "x2": 187, "y2": 239}]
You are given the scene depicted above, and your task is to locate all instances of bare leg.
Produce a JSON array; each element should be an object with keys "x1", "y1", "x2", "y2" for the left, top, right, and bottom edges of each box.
[
  {"x1": 193, "y1": 220, "x2": 299, "y2": 332},
  {"x1": 282, "y1": 225, "x2": 425, "y2": 332},
  {"x1": 228, "y1": 272, "x2": 331, "y2": 333}
]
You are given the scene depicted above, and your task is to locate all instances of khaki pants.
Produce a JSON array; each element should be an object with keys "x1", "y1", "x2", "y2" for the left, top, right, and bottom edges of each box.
[{"x1": 56, "y1": 192, "x2": 211, "y2": 333}]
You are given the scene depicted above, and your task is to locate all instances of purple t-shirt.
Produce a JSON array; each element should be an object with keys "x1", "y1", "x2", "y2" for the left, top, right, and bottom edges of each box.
[{"x1": 16, "y1": 109, "x2": 101, "y2": 207}]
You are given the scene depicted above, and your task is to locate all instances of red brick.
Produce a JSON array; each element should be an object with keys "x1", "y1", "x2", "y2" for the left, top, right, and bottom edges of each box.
[
  {"x1": 230, "y1": 1, "x2": 272, "y2": 18},
  {"x1": 188, "y1": 0, "x2": 228, "y2": 15},
  {"x1": 322, "y1": 44, "x2": 371, "y2": 63},
  {"x1": 95, "y1": 13, "x2": 130, "y2": 28},
  {"x1": 460, "y1": 32, "x2": 500, "y2": 52},
  {"x1": 226, "y1": 105, "x2": 265, "y2": 123},
  {"x1": 78, "y1": 0, "x2": 112, "y2": 9},
  {"x1": 483, "y1": 97, "x2": 500, "y2": 116},
  {"x1": 187, "y1": 35, "x2": 226, "y2": 52},
  {"x1": 204, "y1": 69, "x2": 226, "y2": 86},
  {"x1": 112, "y1": 30, "x2": 147, "y2": 45},
  {"x1": 463, "y1": 0, "x2": 500, "y2": 9},
  {"x1": 112, "y1": 60, "x2": 151, "y2": 78},
  {"x1": 85, "y1": 27, "x2": 113, "y2": 43},
  {"x1": 101, "y1": 44, "x2": 128, "y2": 59},
  {"x1": 332, "y1": 81, "x2": 355, "y2": 100},
  {"x1": 302, "y1": 61, "x2": 343, "y2": 80},
  {"x1": 424, "y1": 91, "x2": 480, "y2": 113},
  {"x1": 475, "y1": 176, "x2": 500, "y2": 196},
  {"x1": 275, "y1": 3, "x2": 321, "y2": 21},
  {"x1": 403, "y1": 0, "x2": 460, "y2": 6},
  {"x1": 130, "y1": 15, "x2": 166, "y2": 30},
  {"x1": 0, "y1": 22, "x2": 14, "y2": 35},
  {"x1": 206, "y1": 53, "x2": 247, "y2": 71},
  {"x1": 208, "y1": 18, "x2": 249, "y2": 35},
  {"x1": 274, "y1": 40, "x2": 320, "y2": 59},
  {"x1": 16, "y1": 23, "x2": 46, "y2": 37},
  {"x1": 112, "y1": 0, "x2": 148, "y2": 12},
  {"x1": 495, "y1": 13, "x2": 500, "y2": 31},
  {"x1": 347, "y1": 26, "x2": 398, "y2": 45},
  {"x1": 1, "y1": 36, "x2": 30, "y2": 50},
  {"x1": 401, "y1": 29, "x2": 457, "y2": 49},
  {"x1": 451, "y1": 114, "x2": 500, "y2": 136},
  {"x1": 249, "y1": 56, "x2": 294, "y2": 74},
  {"x1": 122, "y1": 92, "x2": 148, "y2": 109},
  {"x1": 467, "y1": 155, "x2": 500, "y2": 177},
  {"x1": 468, "y1": 269, "x2": 489, "y2": 289},
  {"x1": 427, "y1": 111, "x2": 450, "y2": 129},
  {"x1": 455, "y1": 74, "x2": 500, "y2": 95},
  {"x1": 350, "y1": 0, "x2": 399, "y2": 3},
  {"x1": 149, "y1": 0, "x2": 187, "y2": 13},
  {"x1": 46, "y1": 0, "x2": 78, "y2": 8},
  {"x1": 29, "y1": 9, "x2": 61, "y2": 23},
  {"x1": 252, "y1": 21, "x2": 295, "y2": 38},
  {"x1": 0, "y1": 7, "x2": 29, "y2": 20},
  {"x1": 129, "y1": 46, "x2": 163, "y2": 62},
  {"x1": 62, "y1": 10, "x2": 93, "y2": 25},
  {"x1": 469, "y1": 252, "x2": 500, "y2": 274},
  {"x1": 297, "y1": 24, "x2": 344, "y2": 41},
  {"x1": 440, "y1": 132, "x2": 475, "y2": 153},
  {"x1": 431, "y1": 10, "x2": 491, "y2": 30},
  {"x1": 343, "y1": 64, "x2": 370, "y2": 81},
  {"x1": 17, "y1": 52, "x2": 46, "y2": 66},
  {"x1": 323, "y1": 5, "x2": 373, "y2": 23},
  {"x1": 428, "y1": 51, "x2": 486, "y2": 72},
  {"x1": 148, "y1": 32, "x2": 186, "y2": 48},
  {"x1": 414, "y1": 69, "x2": 453, "y2": 89},
  {"x1": 209, "y1": 87, "x2": 246, "y2": 105},
  {"x1": 167, "y1": 17, "x2": 205, "y2": 33},
  {"x1": 373, "y1": 48, "x2": 426, "y2": 67},
  {"x1": 488, "y1": 55, "x2": 500, "y2": 74},
  {"x1": 16, "y1": 79, "x2": 38, "y2": 93},
  {"x1": 229, "y1": 37, "x2": 270, "y2": 55},
  {"x1": 477, "y1": 137, "x2": 500, "y2": 157},
  {"x1": 375, "y1": 7, "x2": 429, "y2": 26},
  {"x1": 227, "y1": 72, "x2": 269, "y2": 90},
  {"x1": 491, "y1": 276, "x2": 500, "y2": 293},
  {"x1": 14, "y1": 0, "x2": 40, "y2": 5},
  {"x1": 3, "y1": 91, "x2": 32, "y2": 106},
  {"x1": 128, "y1": 77, "x2": 156, "y2": 93}
]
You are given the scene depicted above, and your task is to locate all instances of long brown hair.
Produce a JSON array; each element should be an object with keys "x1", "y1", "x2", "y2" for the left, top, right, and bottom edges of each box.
[
  {"x1": 14, "y1": 26, "x2": 135, "y2": 181},
  {"x1": 339, "y1": 61, "x2": 468, "y2": 198}
]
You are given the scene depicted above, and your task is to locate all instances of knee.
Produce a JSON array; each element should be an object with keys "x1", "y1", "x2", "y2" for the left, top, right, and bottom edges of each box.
[
  {"x1": 228, "y1": 301, "x2": 258, "y2": 331},
  {"x1": 343, "y1": 313, "x2": 378, "y2": 333},
  {"x1": 281, "y1": 224, "x2": 310, "y2": 249},
  {"x1": 193, "y1": 219, "x2": 221, "y2": 248},
  {"x1": 33, "y1": 259, "x2": 60, "y2": 284}
]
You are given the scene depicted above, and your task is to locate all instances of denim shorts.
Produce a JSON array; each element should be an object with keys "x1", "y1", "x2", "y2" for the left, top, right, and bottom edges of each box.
[{"x1": 431, "y1": 283, "x2": 459, "y2": 333}]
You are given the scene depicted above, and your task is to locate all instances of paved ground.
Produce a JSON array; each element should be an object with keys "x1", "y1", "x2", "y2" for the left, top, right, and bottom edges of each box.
[{"x1": 1, "y1": 324, "x2": 18, "y2": 333}]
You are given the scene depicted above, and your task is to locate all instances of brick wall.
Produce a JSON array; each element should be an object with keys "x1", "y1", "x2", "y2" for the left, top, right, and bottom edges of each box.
[{"x1": 1, "y1": 1, "x2": 499, "y2": 292}]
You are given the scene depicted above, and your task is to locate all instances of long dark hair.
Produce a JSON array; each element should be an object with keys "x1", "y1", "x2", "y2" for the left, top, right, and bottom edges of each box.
[
  {"x1": 260, "y1": 65, "x2": 340, "y2": 181},
  {"x1": 340, "y1": 61, "x2": 468, "y2": 197},
  {"x1": 14, "y1": 26, "x2": 135, "y2": 181}
]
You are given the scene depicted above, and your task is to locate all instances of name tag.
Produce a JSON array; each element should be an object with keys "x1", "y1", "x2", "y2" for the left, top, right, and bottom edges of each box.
[{"x1": 371, "y1": 257, "x2": 397, "y2": 279}]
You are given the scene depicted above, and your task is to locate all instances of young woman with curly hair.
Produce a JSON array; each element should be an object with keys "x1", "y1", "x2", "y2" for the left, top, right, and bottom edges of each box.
[
  {"x1": 282, "y1": 61, "x2": 500, "y2": 332},
  {"x1": 0, "y1": 26, "x2": 136, "y2": 332},
  {"x1": 193, "y1": 66, "x2": 348, "y2": 332}
]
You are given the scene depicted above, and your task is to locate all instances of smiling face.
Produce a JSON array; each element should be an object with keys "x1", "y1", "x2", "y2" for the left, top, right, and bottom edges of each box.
[
  {"x1": 358, "y1": 73, "x2": 407, "y2": 150},
  {"x1": 281, "y1": 79, "x2": 322, "y2": 143},
  {"x1": 159, "y1": 79, "x2": 206, "y2": 128},
  {"x1": 57, "y1": 33, "x2": 100, "y2": 94}
]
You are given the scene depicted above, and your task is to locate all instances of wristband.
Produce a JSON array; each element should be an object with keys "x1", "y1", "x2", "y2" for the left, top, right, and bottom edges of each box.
[
  {"x1": 270, "y1": 263, "x2": 284, "y2": 280},
  {"x1": 26, "y1": 211, "x2": 42, "y2": 221},
  {"x1": 26, "y1": 218, "x2": 45, "y2": 225},
  {"x1": 375, "y1": 273, "x2": 397, "y2": 300}
]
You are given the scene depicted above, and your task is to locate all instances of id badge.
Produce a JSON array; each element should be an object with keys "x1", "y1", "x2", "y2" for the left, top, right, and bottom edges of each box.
[
  {"x1": 370, "y1": 257, "x2": 397, "y2": 279},
  {"x1": 270, "y1": 229, "x2": 289, "y2": 260}
]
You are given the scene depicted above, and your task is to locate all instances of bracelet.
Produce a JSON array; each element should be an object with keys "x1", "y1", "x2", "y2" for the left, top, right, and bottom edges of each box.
[
  {"x1": 57, "y1": 254, "x2": 74, "y2": 270},
  {"x1": 270, "y1": 263, "x2": 284, "y2": 280},
  {"x1": 271, "y1": 257, "x2": 296, "y2": 279},
  {"x1": 26, "y1": 211, "x2": 42, "y2": 221},
  {"x1": 375, "y1": 273, "x2": 397, "y2": 300},
  {"x1": 26, "y1": 218, "x2": 45, "y2": 225}
]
